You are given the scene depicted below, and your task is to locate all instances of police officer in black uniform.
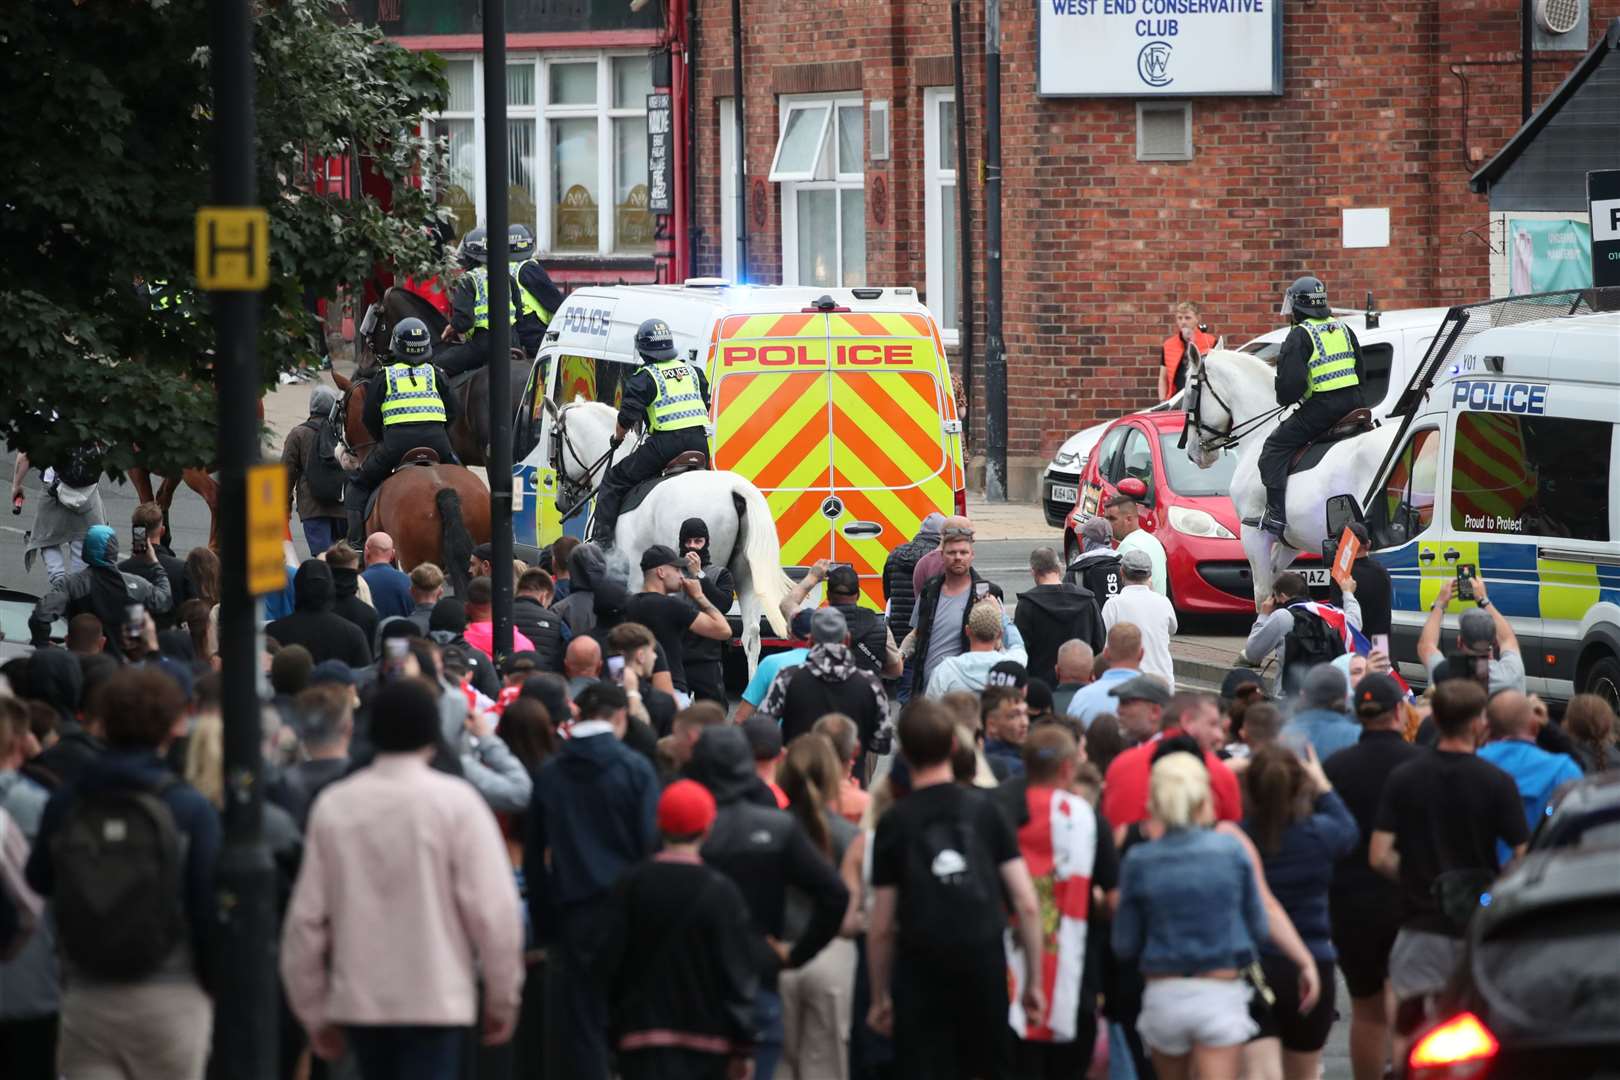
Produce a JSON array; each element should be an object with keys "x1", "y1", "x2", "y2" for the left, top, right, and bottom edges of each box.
[
  {"x1": 1257, "y1": 275, "x2": 1366, "y2": 537},
  {"x1": 345, "y1": 318, "x2": 461, "y2": 546},
  {"x1": 589, "y1": 319, "x2": 711, "y2": 547}
]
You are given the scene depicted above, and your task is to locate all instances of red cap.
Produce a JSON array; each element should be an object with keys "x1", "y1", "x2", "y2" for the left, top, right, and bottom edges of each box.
[{"x1": 658, "y1": 780, "x2": 717, "y2": 837}]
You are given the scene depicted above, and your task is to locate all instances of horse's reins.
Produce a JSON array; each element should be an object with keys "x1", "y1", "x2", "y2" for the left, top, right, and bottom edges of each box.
[
  {"x1": 552, "y1": 402, "x2": 622, "y2": 521},
  {"x1": 335, "y1": 382, "x2": 376, "y2": 457},
  {"x1": 1181, "y1": 361, "x2": 1286, "y2": 452}
]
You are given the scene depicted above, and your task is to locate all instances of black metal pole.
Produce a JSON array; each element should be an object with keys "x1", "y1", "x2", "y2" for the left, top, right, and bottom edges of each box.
[
  {"x1": 208, "y1": 1, "x2": 275, "y2": 1075},
  {"x1": 1520, "y1": 0, "x2": 1533, "y2": 121},
  {"x1": 983, "y1": 0, "x2": 1007, "y2": 500},
  {"x1": 730, "y1": 0, "x2": 748, "y2": 281},
  {"x1": 950, "y1": 0, "x2": 975, "y2": 449},
  {"x1": 484, "y1": 0, "x2": 514, "y2": 659}
]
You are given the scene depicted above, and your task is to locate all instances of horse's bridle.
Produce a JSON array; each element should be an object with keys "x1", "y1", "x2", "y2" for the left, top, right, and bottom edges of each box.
[
  {"x1": 335, "y1": 381, "x2": 376, "y2": 459},
  {"x1": 549, "y1": 400, "x2": 622, "y2": 520},
  {"x1": 1180, "y1": 360, "x2": 1285, "y2": 452}
]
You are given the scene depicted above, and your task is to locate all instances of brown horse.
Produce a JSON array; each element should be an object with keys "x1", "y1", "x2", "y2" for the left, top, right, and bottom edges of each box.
[
  {"x1": 126, "y1": 397, "x2": 266, "y2": 550},
  {"x1": 333, "y1": 373, "x2": 489, "y2": 591},
  {"x1": 360, "y1": 286, "x2": 529, "y2": 468}
]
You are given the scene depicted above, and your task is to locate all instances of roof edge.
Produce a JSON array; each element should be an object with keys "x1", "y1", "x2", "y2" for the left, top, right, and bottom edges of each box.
[{"x1": 1468, "y1": 17, "x2": 1620, "y2": 194}]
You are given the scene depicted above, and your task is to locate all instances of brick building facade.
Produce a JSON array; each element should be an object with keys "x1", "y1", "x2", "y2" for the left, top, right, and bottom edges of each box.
[{"x1": 690, "y1": 0, "x2": 1620, "y2": 496}]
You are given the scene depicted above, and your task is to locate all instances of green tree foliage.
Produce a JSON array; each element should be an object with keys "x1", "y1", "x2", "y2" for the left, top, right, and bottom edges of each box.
[{"x1": 0, "y1": 0, "x2": 448, "y2": 476}]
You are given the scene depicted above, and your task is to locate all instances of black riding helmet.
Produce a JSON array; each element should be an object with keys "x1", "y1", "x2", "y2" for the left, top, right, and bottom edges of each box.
[
  {"x1": 391, "y1": 317, "x2": 434, "y2": 362},
  {"x1": 634, "y1": 318, "x2": 678, "y2": 362},
  {"x1": 1281, "y1": 275, "x2": 1330, "y2": 322},
  {"x1": 509, "y1": 224, "x2": 536, "y2": 261},
  {"x1": 458, "y1": 226, "x2": 489, "y2": 267}
]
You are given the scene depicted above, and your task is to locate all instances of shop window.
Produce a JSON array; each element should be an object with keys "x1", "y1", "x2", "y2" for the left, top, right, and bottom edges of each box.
[
  {"x1": 1450, "y1": 414, "x2": 1611, "y2": 541},
  {"x1": 776, "y1": 95, "x2": 865, "y2": 288},
  {"x1": 924, "y1": 88, "x2": 960, "y2": 341},
  {"x1": 430, "y1": 52, "x2": 654, "y2": 257}
]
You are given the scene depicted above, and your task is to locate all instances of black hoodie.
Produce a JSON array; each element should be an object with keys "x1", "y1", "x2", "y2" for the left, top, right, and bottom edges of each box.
[
  {"x1": 687, "y1": 728, "x2": 849, "y2": 989},
  {"x1": 265, "y1": 561, "x2": 372, "y2": 667},
  {"x1": 678, "y1": 517, "x2": 735, "y2": 667},
  {"x1": 1013, "y1": 581, "x2": 1106, "y2": 686},
  {"x1": 554, "y1": 543, "x2": 628, "y2": 637},
  {"x1": 28, "y1": 648, "x2": 102, "y2": 788},
  {"x1": 329, "y1": 564, "x2": 380, "y2": 648}
]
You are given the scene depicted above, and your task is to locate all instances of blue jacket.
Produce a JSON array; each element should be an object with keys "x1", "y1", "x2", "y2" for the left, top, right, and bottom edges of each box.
[
  {"x1": 1282, "y1": 708, "x2": 1362, "y2": 763},
  {"x1": 1478, "y1": 739, "x2": 1583, "y2": 862},
  {"x1": 25, "y1": 749, "x2": 221, "y2": 984},
  {"x1": 1243, "y1": 792, "x2": 1359, "y2": 960},
  {"x1": 361, "y1": 563, "x2": 415, "y2": 619},
  {"x1": 523, "y1": 728, "x2": 658, "y2": 935},
  {"x1": 1114, "y1": 827, "x2": 1267, "y2": 975}
]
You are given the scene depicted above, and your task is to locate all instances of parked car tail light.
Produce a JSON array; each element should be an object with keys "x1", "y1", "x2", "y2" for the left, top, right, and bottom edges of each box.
[
  {"x1": 1408, "y1": 1012, "x2": 1498, "y2": 1078},
  {"x1": 1166, "y1": 505, "x2": 1237, "y2": 539}
]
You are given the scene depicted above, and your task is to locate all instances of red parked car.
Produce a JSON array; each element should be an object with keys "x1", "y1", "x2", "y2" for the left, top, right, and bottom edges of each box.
[{"x1": 1064, "y1": 411, "x2": 1325, "y2": 614}]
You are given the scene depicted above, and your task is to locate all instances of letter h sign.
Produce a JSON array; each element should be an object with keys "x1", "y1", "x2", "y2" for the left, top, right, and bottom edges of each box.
[{"x1": 195, "y1": 206, "x2": 270, "y2": 291}]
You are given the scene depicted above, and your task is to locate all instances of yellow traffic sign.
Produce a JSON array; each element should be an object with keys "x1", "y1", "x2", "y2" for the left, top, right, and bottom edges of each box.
[
  {"x1": 195, "y1": 206, "x2": 270, "y2": 291},
  {"x1": 246, "y1": 463, "x2": 289, "y2": 596}
]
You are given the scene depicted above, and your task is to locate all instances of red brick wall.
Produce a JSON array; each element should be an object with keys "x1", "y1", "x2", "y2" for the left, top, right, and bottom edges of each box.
[{"x1": 693, "y1": 0, "x2": 1618, "y2": 470}]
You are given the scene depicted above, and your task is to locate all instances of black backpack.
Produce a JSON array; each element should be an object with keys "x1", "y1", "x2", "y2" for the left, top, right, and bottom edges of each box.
[
  {"x1": 1281, "y1": 604, "x2": 1346, "y2": 696},
  {"x1": 51, "y1": 777, "x2": 187, "y2": 981},
  {"x1": 302, "y1": 417, "x2": 348, "y2": 504},
  {"x1": 902, "y1": 801, "x2": 1004, "y2": 966},
  {"x1": 54, "y1": 443, "x2": 102, "y2": 490},
  {"x1": 1069, "y1": 553, "x2": 1123, "y2": 602}
]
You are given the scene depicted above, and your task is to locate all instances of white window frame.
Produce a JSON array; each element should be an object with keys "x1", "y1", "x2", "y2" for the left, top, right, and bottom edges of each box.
[
  {"x1": 431, "y1": 51, "x2": 655, "y2": 258},
  {"x1": 778, "y1": 93, "x2": 865, "y2": 288},
  {"x1": 924, "y1": 87, "x2": 960, "y2": 345},
  {"x1": 767, "y1": 100, "x2": 834, "y2": 182}
]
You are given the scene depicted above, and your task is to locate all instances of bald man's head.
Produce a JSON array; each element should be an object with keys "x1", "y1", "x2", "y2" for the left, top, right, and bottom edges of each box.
[
  {"x1": 1056, "y1": 640, "x2": 1094, "y2": 684},
  {"x1": 1486, "y1": 689, "x2": 1533, "y2": 742},
  {"x1": 363, "y1": 532, "x2": 396, "y2": 567},
  {"x1": 564, "y1": 636, "x2": 603, "y2": 678}
]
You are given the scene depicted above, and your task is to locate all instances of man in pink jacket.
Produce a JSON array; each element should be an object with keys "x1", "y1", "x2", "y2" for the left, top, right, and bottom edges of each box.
[
  {"x1": 280, "y1": 677, "x2": 525, "y2": 1077},
  {"x1": 462, "y1": 575, "x2": 535, "y2": 661}
]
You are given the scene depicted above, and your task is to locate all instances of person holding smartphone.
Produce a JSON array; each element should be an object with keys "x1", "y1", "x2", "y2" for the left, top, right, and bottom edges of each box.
[
  {"x1": 1415, "y1": 577, "x2": 1525, "y2": 695},
  {"x1": 29, "y1": 524, "x2": 172, "y2": 662},
  {"x1": 117, "y1": 503, "x2": 190, "y2": 629}
]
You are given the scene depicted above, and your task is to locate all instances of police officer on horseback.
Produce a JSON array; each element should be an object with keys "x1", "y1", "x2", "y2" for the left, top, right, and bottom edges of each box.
[
  {"x1": 1257, "y1": 275, "x2": 1365, "y2": 538},
  {"x1": 435, "y1": 224, "x2": 563, "y2": 377},
  {"x1": 345, "y1": 317, "x2": 461, "y2": 547},
  {"x1": 588, "y1": 319, "x2": 711, "y2": 547}
]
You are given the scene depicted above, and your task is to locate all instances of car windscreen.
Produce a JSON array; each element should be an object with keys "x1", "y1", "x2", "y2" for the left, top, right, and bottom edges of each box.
[
  {"x1": 1158, "y1": 432, "x2": 1239, "y2": 498},
  {"x1": 1475, "y1": 898, "x2": 1620, "y2": 1034}
]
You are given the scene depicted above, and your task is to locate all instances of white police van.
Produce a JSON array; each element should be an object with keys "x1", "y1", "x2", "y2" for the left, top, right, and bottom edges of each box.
[{"x1": 1357, "y1": 292, "x2": 1620, "y2": 705}]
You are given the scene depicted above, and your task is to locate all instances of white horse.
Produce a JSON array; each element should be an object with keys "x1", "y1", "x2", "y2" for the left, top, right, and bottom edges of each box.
[
  {"x1": 551, "y1": 400, "x2": 793, "y2": 673},
  {"x1": 1182, "y1": 349, "x2": 1401, "y2": 608}
]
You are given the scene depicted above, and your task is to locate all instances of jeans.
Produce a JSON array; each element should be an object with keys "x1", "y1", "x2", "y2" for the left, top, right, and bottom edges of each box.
[
  {"x1": 346, "y1": 1024, "x2": 467, "y2": 1080},
  {"x1": 40, "y1": 540, "x2": 85, "y2": 585},
  {"x1": 545, "y1": 910, "x2": 611, "y2": 1080},
  {"x1": 301, "y1": 515, "x2": 344, "y2": 559},
  {"x1": 753, "y1": 987, "x2": 785, "y2": 1080},
  {"x1": 0, "y1": 1015, "x2": 58, "y2": 1080}
]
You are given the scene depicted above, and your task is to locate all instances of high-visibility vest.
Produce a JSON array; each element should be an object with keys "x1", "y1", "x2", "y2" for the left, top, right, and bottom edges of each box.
[
  {"x1": 1300, "y1": 318, "x2": 1359, "y2": 397},
  {"x1": 510, "y1": 260, "x2": 554, "y2": 326},
  {"x1": 644, "y1": 359, "x2": 707, "y2": 432},
  {"x1": 380, "y1": 362, "x2": 448, "y2": 426}
]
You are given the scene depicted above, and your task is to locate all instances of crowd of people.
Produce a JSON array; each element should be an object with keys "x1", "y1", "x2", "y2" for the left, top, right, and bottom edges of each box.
[{"x1": 1, "y1": 498, "x2": 1618, "y2": 1080}]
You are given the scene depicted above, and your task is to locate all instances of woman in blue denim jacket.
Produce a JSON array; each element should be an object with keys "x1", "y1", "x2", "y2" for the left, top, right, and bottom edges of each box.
[{"x1": 1114, "y1": 751, "x2": 1269, "y2": 1080}]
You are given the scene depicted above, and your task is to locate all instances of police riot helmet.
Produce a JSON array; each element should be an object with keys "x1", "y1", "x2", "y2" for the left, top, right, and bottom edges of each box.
[
  {"x1": 634, "y1": 318, "x2": 679, "y2": 362},
  {"x1": 458, "y1": 226, "x2": 489, "y2": 267},
  {"x1": 1281, "y1": 276, "x2": 1330, "y2": 321},
  {"x1": 509, "y1": 224, "x2": 536, "y2": 262},
  {"x1": 390, "y1": 317, "x2": 434, "y2": 362}
]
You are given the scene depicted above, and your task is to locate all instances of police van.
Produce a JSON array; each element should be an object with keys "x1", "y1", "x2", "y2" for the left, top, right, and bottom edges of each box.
[
  {"x1": 511, "y1": 282, "x2": 967, "y2": 609},
  {"x1": 1357, "y1": 292, "x2": 1620, "y2": 704}
]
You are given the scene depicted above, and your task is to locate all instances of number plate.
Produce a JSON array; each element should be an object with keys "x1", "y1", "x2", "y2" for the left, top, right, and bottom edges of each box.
[
  {"x1": 1304, "y1": 568, "x2": 1330, "y2": 587},
  {"x1": 1050, "y1": 484, "x2": 1078, "y2": 504}
]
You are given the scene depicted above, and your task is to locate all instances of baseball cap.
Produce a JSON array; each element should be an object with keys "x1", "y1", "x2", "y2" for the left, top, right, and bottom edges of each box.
[
  {"x1": 1220, "y1": 667, "x2": 1265, "y2": 700},
  {"x1": 1458, "y1": 609, "x2": 1496, "y2": 649},
  {"x1": 810, "y1": 606, "x2": 848, "y2": 645},
  {"x1": 1108, "y1": 673, "x2": 1170, "y2": 706},
  {"x1": 789, "y1": 609, "x2": 815, "y2": 641},
  {"x1": 658, "y1": 779, "x2": 717, "y2": 837},
  {"x1": 825, "y1": 564, "x2": 860, "y2": 597},
  {"x1": 640, "y1": 544, "x2": 683, "y2": 573},
  {"x1": 1302, "y1": 663, "x2": 1349, "y2": 709},
  {"x1": 742, "y1": 713, "x2": 783, "y2": 760},
  {"x1": 471, "y1": 542, "x2": 494, "y2": 562},
  {"x1": 501, "y1": 651, "x2": 541, "y2": 678},
  {"x1": 1120, "y1": 548, "x2": 1153, "y2": 576},
  {"x1": 1079, "y1": 515, "x2": 1113, "y2": 549},
  {"x1": 987, "y1": 660, "x2": 1028, "y2": 689},
  {"x1": 309, "y1": 660, "x2": 356, "y2": 688},
  {"x1": 1353, "y1": 673, "x2": 1404, "y2": 716}
]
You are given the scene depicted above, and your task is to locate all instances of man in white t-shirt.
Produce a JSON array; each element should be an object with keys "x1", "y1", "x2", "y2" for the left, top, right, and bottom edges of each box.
[
  {"x1": 1104, "y1": 493, "x2": 1168, "y2": 598},
  {"x1": 1101, "y1": 548, "x2": 1178, "y2": 691}
]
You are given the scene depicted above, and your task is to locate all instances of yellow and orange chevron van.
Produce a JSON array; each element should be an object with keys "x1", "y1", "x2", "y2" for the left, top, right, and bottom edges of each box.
[{"x1": 512, "y1": 282, "x2": 967, "y2": 610}]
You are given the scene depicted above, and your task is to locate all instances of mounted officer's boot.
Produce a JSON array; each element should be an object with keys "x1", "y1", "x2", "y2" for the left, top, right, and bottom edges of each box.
[
  {"x1": 1260, "y1": 486, "x2": 1288, "y2": 538},
  {"x1": 345, "y1": 509, "x2": 368, "y2": 551}
]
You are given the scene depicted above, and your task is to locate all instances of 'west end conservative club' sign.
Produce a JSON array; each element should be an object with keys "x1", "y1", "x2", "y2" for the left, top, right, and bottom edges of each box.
[{"x1": 1039, "y1": 0, "x2": 1283, "y2": 97}]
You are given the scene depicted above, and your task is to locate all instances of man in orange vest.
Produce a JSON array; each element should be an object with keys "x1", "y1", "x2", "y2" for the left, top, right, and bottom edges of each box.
[{"x1": 1157, "y1": 301, "x2": 1218, "y2": 401}]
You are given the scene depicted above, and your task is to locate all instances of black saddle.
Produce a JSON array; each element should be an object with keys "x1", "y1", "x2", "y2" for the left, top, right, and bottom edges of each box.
[
  {"x1": 396, "y1": 446, "x2": 442, "y2": 471},
  {"x1": 621, "y1": 451, "x2": 712, "y2": 517},
  {"x1": 1288, "y1": 408, "x2": 1376, "y2": 473}
]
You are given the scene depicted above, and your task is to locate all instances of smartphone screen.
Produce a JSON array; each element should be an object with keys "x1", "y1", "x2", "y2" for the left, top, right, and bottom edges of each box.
[
  {"x1": 606, "y1": 655, "x2": 626, "y2": 680},
  {"x1": 124, "y1": 603, "x2": 146, "y2": 641},
  {"x1": 974, "y1": 582, "x2": 990, "y2": 599},
  {"x1": 1456, "y1": 563, "x2": 1477, "y2": 602}
]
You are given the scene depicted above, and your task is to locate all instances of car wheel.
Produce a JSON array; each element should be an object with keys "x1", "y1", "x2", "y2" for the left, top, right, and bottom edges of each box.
[
  {"x1": 1064, "y1": 532, "x2": 1077, "y2": 566},
  {"x1": 1585, "y1": 653, "x2": 1620, "y2": 713}
]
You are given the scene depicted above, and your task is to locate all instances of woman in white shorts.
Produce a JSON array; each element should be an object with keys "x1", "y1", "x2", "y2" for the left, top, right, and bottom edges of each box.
[{"x1": 1113, "y1": 750, "x2": 1269, "y2": 1080}]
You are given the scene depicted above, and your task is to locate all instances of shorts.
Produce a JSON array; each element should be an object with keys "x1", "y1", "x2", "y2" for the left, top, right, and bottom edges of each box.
[
  {"x1": 1136, "y1": 978, "x2": 1256, "y2": 1056},
  {"x1": 1249, "y1": 955, "x2": 1337, "y2": 1053},
  {"x1": 1388, "y1": 928, "x2": 1466, "y2": 1004},
  {"x1": 1331, "y1": 904, "x2": 1402, "y2": 999}
]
